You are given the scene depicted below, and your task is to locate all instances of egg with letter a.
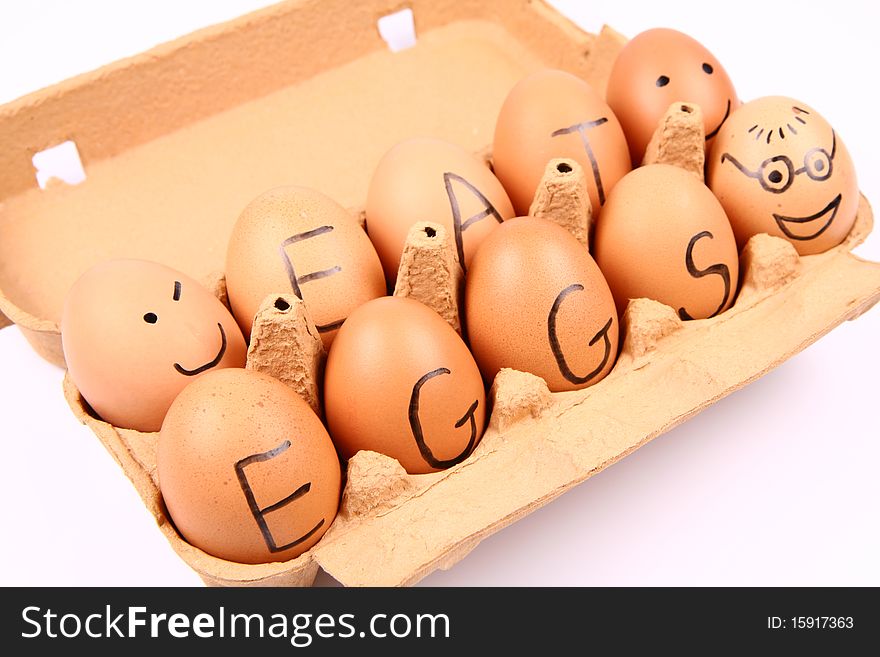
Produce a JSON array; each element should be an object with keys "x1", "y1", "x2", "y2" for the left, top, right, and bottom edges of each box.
[
  {"x1": 465, "y1": 217, "x2": 619, "y2": 392},
  {"x1": 706, "y1": 96, "x2": 858, "y2": 255},
  {"x1": 365, "y1": 137, "x2": 515, "y2": 284},
  {"x1": 226, "y1": 186, "x2": 387, "y2": 347}
]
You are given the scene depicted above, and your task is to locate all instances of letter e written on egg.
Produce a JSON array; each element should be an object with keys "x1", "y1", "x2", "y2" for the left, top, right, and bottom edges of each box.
[
  {"x1": 234, "y1": 440, "x2": 325, "y2": 553},
  {"x1": 278, "y1": 226, "x2": 343, "y2": 333}
]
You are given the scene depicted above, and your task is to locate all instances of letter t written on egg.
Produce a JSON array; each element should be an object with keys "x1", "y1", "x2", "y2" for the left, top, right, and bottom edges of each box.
[{"x1": 234, "y1": 440, "x2": 325, "y2": 553}]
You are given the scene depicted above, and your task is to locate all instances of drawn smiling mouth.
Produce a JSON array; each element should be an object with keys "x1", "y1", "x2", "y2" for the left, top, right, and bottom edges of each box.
[
  {"x1": 174, "y1": 323, "x2": 227, "y2": 376},
  {"x1": 773, "y1": 194, "x2": 842, "y2": 241},
  {"x1": 705, "y1": 99, "x2": 731, "y2": 141}
]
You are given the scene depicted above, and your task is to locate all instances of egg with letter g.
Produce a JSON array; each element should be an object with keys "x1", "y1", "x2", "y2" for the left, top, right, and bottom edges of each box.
[
  {"x1": 226, "y1": 186, "x2": 387, "y2": 347},
  {"x1": 324, "y1": 296, "x2": 486, "y2": 475},
  {"x1": 465, "y1": 217, "x2": 619, "y2": 392},
  {"x1": 594, "y1": 164, "x2": 739, "y2": 320},
  {"x1": 159, "y1": 368, "x2": 341, "y2": 564},
  {"x1": 706, "y1": 96, "x2": 858, "y2": 255},
  {"x1": 61, "y1": 259, "x2": 247, "y2": 432},
  {"x1": 492, "y1": 69, "x2": 631, "y2": 216}
]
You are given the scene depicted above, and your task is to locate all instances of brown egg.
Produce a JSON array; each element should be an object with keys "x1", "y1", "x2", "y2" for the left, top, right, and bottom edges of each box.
[
  {"x1": 226, "y1": 186, "x2": 386, "y2": 347},
  {"x1": 607, "y1": 28, "x2": 739, "y2": 165},
  {"x1": 324, "y1": 296, "x2": 485, "y2": 475},
  {"x1": 158, "y1": 368, "x2": 341, "y2": 564},
  {"x1": 492, "y1": 69, "x2": 631, "y2": 216},
  {"x1": 365, "y1": 137, "x2": 515, "y2": 283},
  {"x1": 465, "y1": 217, "x2": 619, "y2": 392},
  {"x1": 594, "y1": 164, "x2": 739, "y2": 320},
  {"x1": 706, "y1": 96, "x2": 858, "y2": 255},
  {"x1": 61, "y1": 259, "x2": 247, "y2": 432}
]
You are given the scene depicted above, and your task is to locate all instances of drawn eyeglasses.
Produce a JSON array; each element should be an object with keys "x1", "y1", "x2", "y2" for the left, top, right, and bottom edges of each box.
[{"x1": 720, "y1": 131, "x2": 836, "y2": 194}]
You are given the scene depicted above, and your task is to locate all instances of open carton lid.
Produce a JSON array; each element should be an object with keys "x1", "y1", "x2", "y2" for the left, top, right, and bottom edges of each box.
[{"x1": 2, "y1": 0, "x2": 879, "y2": 586}]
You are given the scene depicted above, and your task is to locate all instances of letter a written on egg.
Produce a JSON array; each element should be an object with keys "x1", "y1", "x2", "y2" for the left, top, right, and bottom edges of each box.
[
  {"x1": 444, "y1": 172, "x2": 504, "y2": 272},
  {"x1": 234, "y1": 440, "x2": 325, "y2": 553},
  {"x1": 278, "y1": 225, "x2": 343, "y2": 332}
]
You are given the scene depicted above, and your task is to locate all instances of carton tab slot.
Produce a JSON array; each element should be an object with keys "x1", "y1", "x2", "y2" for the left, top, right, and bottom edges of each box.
[
  {"x1": 378, "y1": 8, "x2": 417, "y2": 52},
  {"x1": 32, "y1": 140, "x2": 86, "y2": 189}
]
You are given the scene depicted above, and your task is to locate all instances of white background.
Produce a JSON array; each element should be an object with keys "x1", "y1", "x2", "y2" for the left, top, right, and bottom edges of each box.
[{"x1": 0, "y1": 1, "x2": 877, "y2": 587}]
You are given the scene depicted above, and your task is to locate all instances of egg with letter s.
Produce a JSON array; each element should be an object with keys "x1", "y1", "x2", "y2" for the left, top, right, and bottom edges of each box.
[{"x1": 593, "y1": 164, "x2": 739, "y2": 320}]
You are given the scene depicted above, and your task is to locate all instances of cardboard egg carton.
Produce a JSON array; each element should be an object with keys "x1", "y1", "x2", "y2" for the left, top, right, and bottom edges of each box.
[{"x1": 1, "y1": 0, "x2": 878, "y2": 586}]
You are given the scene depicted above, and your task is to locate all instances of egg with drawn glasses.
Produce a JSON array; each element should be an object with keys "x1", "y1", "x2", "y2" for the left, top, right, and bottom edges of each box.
[
  {"x1": 61, "y1": 259, "x2": 247, "y2": 433},
  {"x1": 158, "y1": 368, "x2": 341, "y2": 564},
  {"x1": 365, "y1": 137, "x2": 515, "y2": 284},
  {"x1": 607, "y1": 27, "x2": 739, "y2": 165},
  {"x1": 492, "y1": 69, "x2": 631, "y2": 217},
  {"x1": 465, "y1": 217, "x2": 619, "y2": 392},
  {"x1": 226, "y1": 186, "x2": 387, "y2": 347},
  {"x1": 706, "y1": 96, "x2": 858, "y2": 255},
  {"x1": 594, "y1": 164, "x2": 739, "y2": 321},
  {"x1": 324, "y1": 296, "x2": 486, "y2": 475}
]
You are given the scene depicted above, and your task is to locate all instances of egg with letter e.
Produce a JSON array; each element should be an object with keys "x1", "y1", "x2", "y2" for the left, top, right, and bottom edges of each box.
[
  {"x1": 61, "y1": 259, "x2": 247, "y2": 432},
  {"x1": 226, "y1": 186, "x2": 387, "y2": 347},
  {"x1": 465, "y1": 217, "x2": 619, "y2": 392},
  {"x1": 707, "y1": 96, "x2": 858, "y2": 255},
  {"x1": 324, "y1": 296, "x2": 486, "y2": 475},
  {"x1": 158, "y1": 368, "x2": 341, "y2": 564}
]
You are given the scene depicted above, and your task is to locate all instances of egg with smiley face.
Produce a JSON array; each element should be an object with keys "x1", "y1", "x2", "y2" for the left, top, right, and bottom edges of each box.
[
  {"x1": 707, "y1": 96, "x2": 859, "y2": 255},
  {"x1": 607, "y1": 27, "x2": 739, "y2": 165},
  {"x1": 61, "y1": 259, "x2": 247, "y2": 432}
]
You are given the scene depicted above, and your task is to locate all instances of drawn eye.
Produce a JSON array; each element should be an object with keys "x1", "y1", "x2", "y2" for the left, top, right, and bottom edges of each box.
[
  {"x1": 760, "y1": 156, "x2": 794, "y2": 193},
  {"x1": 803, "y1": 148, "x2": 832, "y2": 181},
  {"x1": 702, "y1": 62, "x2": 714, "y2": 74},
  {"x1": 143, "y1": 312, "x2": 158, "y2": 324},
  {"x1": 656, "y1": 75, "x2": 670, "y2": 87}
]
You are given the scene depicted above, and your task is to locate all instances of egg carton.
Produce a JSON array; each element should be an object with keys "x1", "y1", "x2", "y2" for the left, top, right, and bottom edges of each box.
[{"x1": 1, "y1": 0, "x2": 878, "y2": 587}]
